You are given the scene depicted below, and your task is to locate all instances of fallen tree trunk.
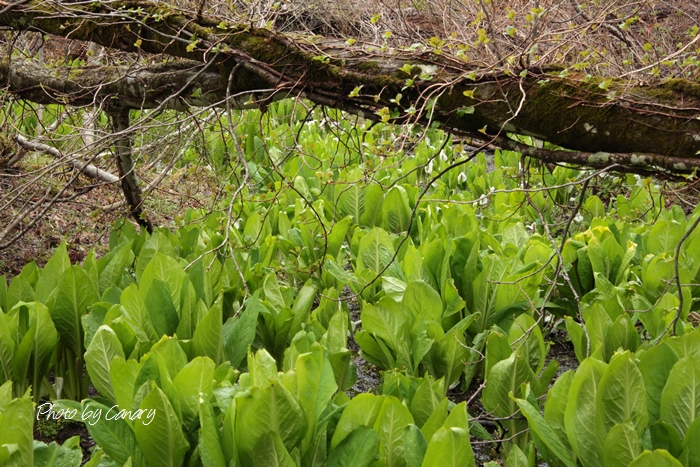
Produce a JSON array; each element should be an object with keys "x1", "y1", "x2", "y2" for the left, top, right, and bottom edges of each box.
[{"x1": 2, "y1": 0, "x2": 700, "y2": 174}]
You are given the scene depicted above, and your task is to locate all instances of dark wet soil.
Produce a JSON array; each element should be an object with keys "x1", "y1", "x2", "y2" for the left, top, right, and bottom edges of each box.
[
  {"x1": 546, "y1": 327, "x2": 579, "y2": 379},
  {"x1": 34, "y1": 417, "x2": 95, "y2": 464},
  {"x1": 343, "y1": 286, "x2": 383, "y2": 397}
]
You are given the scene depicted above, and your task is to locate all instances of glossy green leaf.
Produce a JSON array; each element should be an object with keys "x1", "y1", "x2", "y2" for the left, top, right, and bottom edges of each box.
[
  {"x1": 564, "y1": 357, "x2": 606, "y2": 467},
  {"x1": 596, "y1": 351, "x2": 647, "y2": 436},
  {"x1": 199, "y1": 396, "x2": 226, "y2": 467},
  {"x1": 79, "y1": 399, "x2": 147, "y2": 467},
  {"x1": 331, "y1": 393, "x2": 385, "y2": 449},
  {"x1": 51, "y1": 265, "x2": 99, "y2": 358},
  {"x1": 382, "y1": 186, "x2": 412, "y2": 234},
  {"x1": 404, "y1": 424, "x2": 427, "y2": 467},
  {"x1": 85, "y1": 325, "x2": 125, "y2": 403},
  {"x1": 191, "y1": 299, "x2": 222, "y2": 364},
  {"x1": 34, "y1": 241, "x2": 70, "y2": 304},
  {"x1": 174, "y1": 356, "x2": 216, "y2": 428},
  {"x1": 628, "y1": 450, "x2": 684, "y2": 467},
  {"x1": 374, "y1": 396, "x2": 414, "y2": 467},
  {"x1": 143, "y1": 279, "x2": 179, "y2": 338},
  {"x1": 660, "y1": 357, "x2": 700, "y2": 438},
  {"x1": 224, "y1": 297, "x2": 262, "y2": 369},
  {"x1": 0, "y1": 390, "x2": 33, "y2": 467},
  {"x1": 33, "y1": 440, "x2": 83, "y2": 467},
  {"x1": 603, "y1": 422, "x2": 642, "y2": 467},
  {"x1": 325, "y1": 426, "x2": 380, "y2": 467},
  {"x1": 515, "y1": 397, "x2": 577, "y2": 467},
  {"x1": 639, "y1": 343, "x2": 679, "y2": 423},
  {"x1": 235, "y1": 383, "x2": 307, "y2": 464},
  {"x1": 420, "y1": 427, "x2": 475, "y2": 467},
  {"x1": 683, "y1": 416, "x2": 700, "y2": 467},
  {"x1": 133, "y1": 385, "x2": 189, "y2": 467}
]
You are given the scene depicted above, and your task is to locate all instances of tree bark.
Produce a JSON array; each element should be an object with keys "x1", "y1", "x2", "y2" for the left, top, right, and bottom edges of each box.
[
  {"x1": 2, "y1": 0, "x2": 700, "y2": 173},
  {"x1": 110, "y1": 108, "x2": 153, "y2": 232}
]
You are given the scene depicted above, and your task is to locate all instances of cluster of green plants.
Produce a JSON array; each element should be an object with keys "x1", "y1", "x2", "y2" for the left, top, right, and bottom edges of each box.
[{"x1": 0, "y1": 99, "x2": 699, "y2": 466}]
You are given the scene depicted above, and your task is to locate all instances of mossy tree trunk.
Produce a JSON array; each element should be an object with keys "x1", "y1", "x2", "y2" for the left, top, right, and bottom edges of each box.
[{"x1": 2, "y1": 0, "x2": 700, "y2": 174}]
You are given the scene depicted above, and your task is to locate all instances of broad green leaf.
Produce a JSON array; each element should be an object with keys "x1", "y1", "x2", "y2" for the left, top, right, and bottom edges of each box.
[
  {"x1": 442, "y1": 402, "x2": 469, "y2": 433},
  {"x1": 35, "y1": 241, "x2": 70, "y2": 303},
  {"x1": 253, "y1": 432, "x2": 297, "y2": 467},
  {"x1": 683, "y1": 417, "x2": 700, "y2": 467},
  {"x1": 192, "y1": 300, "x2": 222, "y2": 364},
  {"x1": 409, "y1": 378, "x2": 441, "y2": 429},
  {"x1": 263, "y1": 273, "x2": 287, "y2": 314},
  {"x1": 564, "y1": 357, "x2": 606, "y2": 467},
  {"x1": 639, "y1": 343, "x2": 678, "y2": 423},
  {"x1": 6, "y1": 276, "x2": 34, "y2": 314},
  {"x1": 357, "y1": 228, "x2": 398, "y2": 276},
  {"x1": 603, "y1": 422, "x2": 642, "y2": 467},
  {"x1": 565, "y1": 317, "x2": 588, "y2": 362},
  {"x1": 0, "y1": 380, "x2": 12, "y2": 410},
  {"x1": 646, "y1": 221, "x2": 684, "y2": 255},
  {"x1": 327, "y1": 217, "x2": 353, "y2": 259},
  {"x1": 134, "y1": 385, "x2": 189, "y2": 467},
  {"x1": 174, "y1": 356, "x2": 216, "y2": 428},
  {"x1": 149, "y1": 336, "x2": 188, "y2": 380},
  {"x1": 505, "y1": 445, "x2": 528, "y2": 467},
  {"x1": 603, "y1": 314, "x2": 640, "y2": 361},
  {"x1": 628, "y1": 450, "x2": 684, "y2": 467},
  {"x1": 331, "y1": 393, "x2": 385, "y2": 449},
  {"x1": 420, "y1": 398, "x2": 448, "y2": 442},
  {"x1": 135, "y1": 231, "x2": 175, "y2": 280},
  {"x1": 143, "y1": 279, "x2": 179, "y2": 337},
  {"x1": 235, "y1": 383, "x2": 307, "y2": 464},
  {"x1": 12, "y1": 302, "x2": 57, "y2": 402},
  {"x1": 51, "y1": 265, "x2": 99, "y2": 358},
  {"x1": 120, "y1": 284, "x2": 158, "y2": 343},
  {"x1": 98, "y1": 241, "x2": 134, "y2": 295},
  {"x1": 325, "y1": 426, "x2": 380, "y2": 467},
  {"x1": 514, "y1": 397, "x2": 577, "y2": 467},
  {"x1": 361, "y1": 183, "x2": 384, "y2": 228},
  {"x1": 508, "y1": 313, "x2": 546, "y2": 374},
  {"x1": 404, "y1": 424, "x2": 427, "y2": 467},
  {"x1": 432, "y1": 317, "x2": 474, "y2": 389},
  {"x1": 483, "y1": 353, "x2": 536, "y2": 419},
  {"x1": 544, "y1": 370, "x2": 574, "y2": 451},
  {"x1": 420, "y1": 427, "x2": 475, "y2": 467},
  {"x1": 650, "y1": 421, "x2": 682, "y2": 458},
  {"x1": 596, "y1": 351, "x2": 647, "y2": 436},
  {"x1": 138, "y1": 252, "x2": 187, "y2": 311},
  {"x1": 0, "y1": 391, "x2": 33, "y2": 467},
  {"x1": 382, "y1": 186, "x2": 412, "y2": 233},
  {"x1": 296, "y1": 344, "x2": 337, "y2": 450},
  {"x1": 402, "y1": 281, "x2": 442, "y2": 326},
  {"x1": 337, "y1": 184, "x2": 364, "y2": 222},
  {"x1": 79, "y1": 400, "x2": 147, "y2": 466},
  {"x1": 33, "y1": 440, "x2": 83, "y2": 467},
  {"x1": 374, "y1": 396, "x2": 414, "y2": 467},
  {"x1": 584, "y1": 195, "x2": 605, "y2": 219},
  {"x1": 85, "y1": 325, "x2": 125, "y2": 403},
  {"x1": 110, "y1": 357, "x2": 142, "y2": 419},
  {"x1": 199, "y1": 396, "x2": 226, "y2": 467},
  {"x1": 224, "y1": 298, "x2": 262, "y2": 370},
  {"x1": 660, "y1": 357, "x2": 700, "y2": 437},
  {"x1": 289, "y1": 283, "x2": 317, "y2": 339},
  {"x1": 666, "y1": 329, "x2": 700, "y2": 361}
]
